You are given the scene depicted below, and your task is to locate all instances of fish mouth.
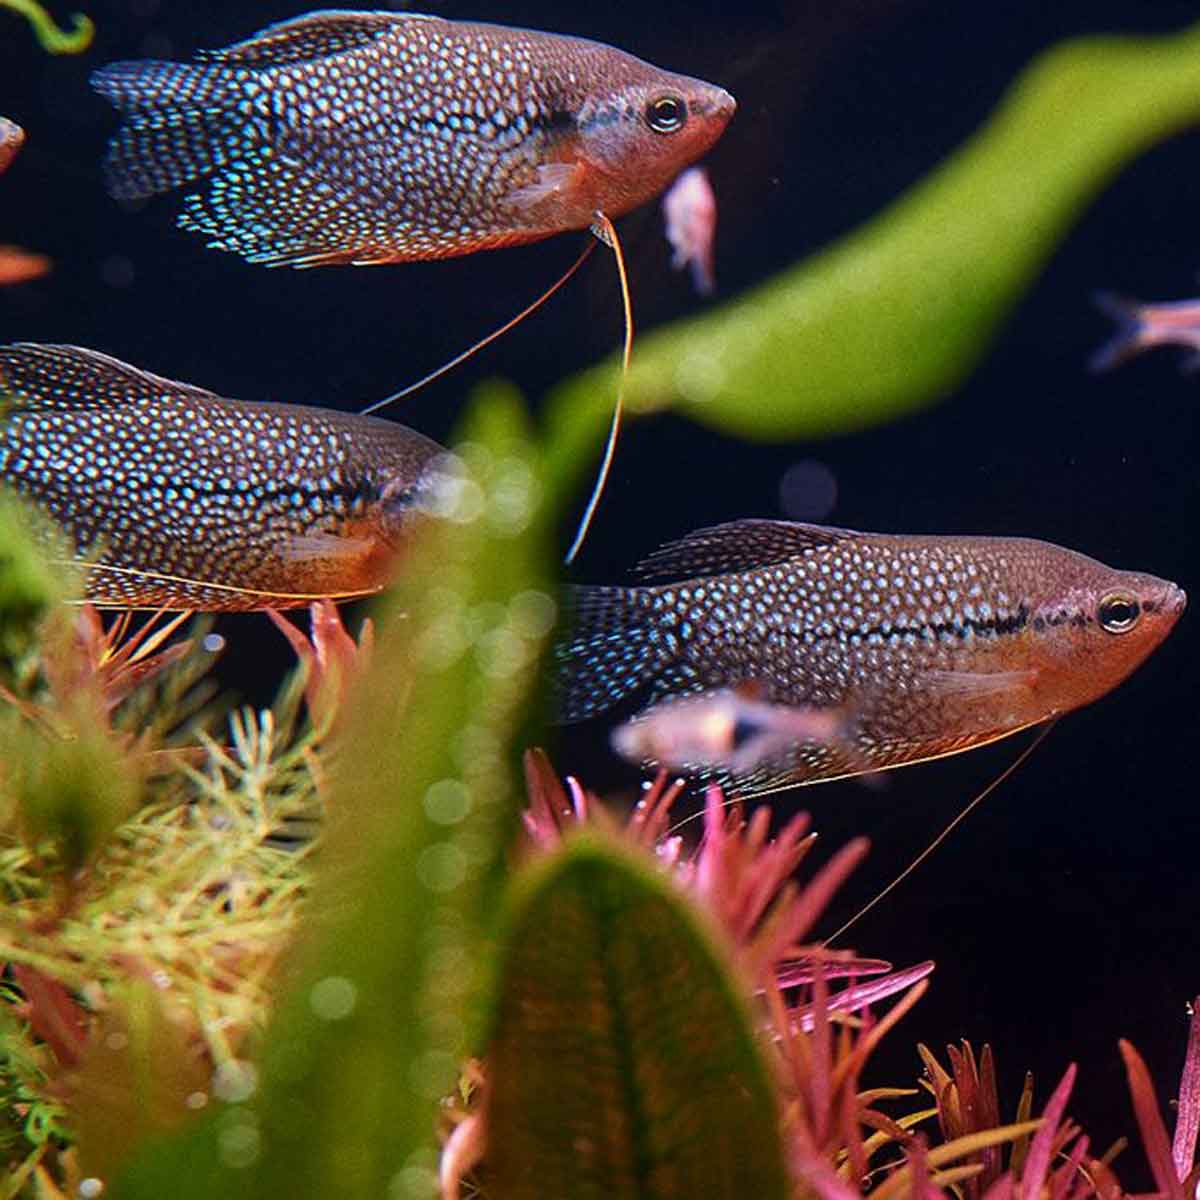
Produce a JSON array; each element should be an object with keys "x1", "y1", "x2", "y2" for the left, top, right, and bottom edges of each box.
[
  {"x1": 1166, "y1": 582, "x2": 1188, "y2": 615},
  {"x1": 693, "y1": 85, "x2": 736, "y2": 124}
]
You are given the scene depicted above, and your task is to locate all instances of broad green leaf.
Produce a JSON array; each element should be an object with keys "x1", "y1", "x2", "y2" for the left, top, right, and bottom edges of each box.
[
  {"x1": 544, "y1": 21, "x2": 1200, "y2": 498},
  {"x1": 0, "y1": 494, "x2": 68, "y2": 665},
  {"x1": 112, "y1": 383, "x2": 553, "y2": 1200},
  {"x1": 487, "y1": 835, "x2": 789, "y2": 1200}
]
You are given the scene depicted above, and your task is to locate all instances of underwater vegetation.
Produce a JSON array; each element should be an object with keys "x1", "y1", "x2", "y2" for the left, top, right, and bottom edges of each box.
[{"x1": 0, "y1": 6, "x2": 1195, "y2": 1200}]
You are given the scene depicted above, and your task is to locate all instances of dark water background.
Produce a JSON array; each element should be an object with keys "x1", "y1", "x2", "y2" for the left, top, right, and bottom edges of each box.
[{"x1": 2, "y1": 0, "x2": 1197, "y2": 1178}]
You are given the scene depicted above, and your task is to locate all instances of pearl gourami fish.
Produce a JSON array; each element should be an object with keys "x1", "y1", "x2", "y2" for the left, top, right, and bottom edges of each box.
[
  {"x1": 91, "y1": 11, "x2": 736, "y2": 267},
  {"x1": 0, "y1": 344, "x2": 444, "y2": 610},
  {"x1": 558, "y1": 520, "x2": 1185, "y2": 790}
]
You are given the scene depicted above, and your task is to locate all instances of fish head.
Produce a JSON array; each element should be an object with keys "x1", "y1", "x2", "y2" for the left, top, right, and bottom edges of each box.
[
  {"x1": 514, "y1": 41, "x2": 734, "y2": 227},
  {"x1": 356, "y1": 425, "x2": 452, "y2": 545},
  {"x1": 572, "y1": 63, "x2": 734, "y2": 213},
  {"x1": 1024, "y1": 550, "x2": 1186, "y2": 711}
]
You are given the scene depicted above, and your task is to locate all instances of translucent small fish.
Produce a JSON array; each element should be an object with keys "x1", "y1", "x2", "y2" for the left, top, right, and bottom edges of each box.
[
  {"x1": 558, "y1": 519, "x2": 1186, "y2": 791},
  {"x1": 1091, "y1": 291, "x2": 1200, "y2": 371},
  {"x1": 612, "y1": 683, "x2": 852, "y2": 778},
  {"x1": 0, "y1": 344, "x2": 446, "y2": 610},
  {"x1": 92, "y1": 11, "x2": 736, "y2": 268},
  {"x1": 662, "y1": 165, "x2": 717, "y2": 295}
]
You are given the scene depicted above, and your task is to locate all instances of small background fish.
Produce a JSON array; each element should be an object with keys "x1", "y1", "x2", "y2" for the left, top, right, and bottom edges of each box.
[
  {"x1": 558, "y1": 520, "x2": 1185, "y2": 791},
  {"x1": 611, "y1": 684, "x2": 854, "y2": 777},
  {"x1": 92, "y1": 11, "x2": 735, "y2": 267},
  {"x1": 1090, "y1": 291, "x2": 1200, "y2": 371},
  {"x1": 0, "y1": 345, "x2": 445, "y2": 610},
  {"x1": 662, "y1": 165, "x2": 717, "y2": 295}
]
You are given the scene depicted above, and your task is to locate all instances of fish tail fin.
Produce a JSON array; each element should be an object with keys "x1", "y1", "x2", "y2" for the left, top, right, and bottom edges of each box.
[
  {"x1": 91, "y1": 60, "x2": 252, "y2": 202},
  {"x1": 1089, "y1": 290, "x2": 1147, "y2": 372},
  {"x1": 93, "y1": 60, "x2": 349, "y2": 267},
  {"x1": 554, "y1": 586, "x2": 676, "y2": 722}
]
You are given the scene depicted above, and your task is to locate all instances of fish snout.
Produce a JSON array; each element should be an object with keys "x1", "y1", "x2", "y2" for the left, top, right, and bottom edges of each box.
[
  {"x1": 1165, "y1": 581, "x2": 1188, "y2": 616},
  {"x1": 697, "y1": 85, "x2": 736, "y2": 126}
]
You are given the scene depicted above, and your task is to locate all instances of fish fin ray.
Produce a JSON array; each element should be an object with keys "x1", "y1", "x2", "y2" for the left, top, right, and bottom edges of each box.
[
  {"x1": 922, "y1": 668, "x2": 1038, "y2": 698},
  {"x1": 1089, "y1": 291, "x2": 1147, "y2": 372},
  {"x1": 0, "y1": 344, "x2": 219, "y2": 411},
  {"x1": 555, "y1": 585, "x2": 683, "y2": 722},
  {"x1": 92, "y1": 60, "x2": 249, "y2": 201},
  {"x1": 177, "y1": 147, "x2": 403, "y2": 267},
  {"x1": 199, "y1": 11, "x2": 417, "y2": 67},
  {"x1": 505, "y1": 163, "x2": 585, "y2": 217},
  {"x1": 635, "y1": 519, "x2": 855, "y2": 582}
]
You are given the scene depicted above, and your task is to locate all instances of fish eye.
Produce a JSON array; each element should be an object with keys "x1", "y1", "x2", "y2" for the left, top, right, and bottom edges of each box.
[
  {"x1": 1098, "y1": 592, "x2": 1141, "y2": 634},
  {"x1": 645, "y1": 95, "x2": 688, "y2": 134}
]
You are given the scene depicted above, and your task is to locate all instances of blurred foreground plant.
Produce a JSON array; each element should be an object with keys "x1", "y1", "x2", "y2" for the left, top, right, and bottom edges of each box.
[{"x1": 545, "y1": 18, "x2": 1200, "y2": 501}]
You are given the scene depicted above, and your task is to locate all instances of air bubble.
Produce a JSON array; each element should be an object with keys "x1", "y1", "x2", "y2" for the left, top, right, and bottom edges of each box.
[
  {"x1": 416, "y1": 843, "x2": 468, "y2": 893},
  {"x1": 509, "y1": 589, "x2": 557, "y2": 638},
  {"x1": 423, "y1": 779, "x2": 472, "y2": 825},
  {"x1": 218, "y1": 1122, "x2": 261, "y2": 1169},
  {"x1": 309, "y1": 976, "x2": 358, "y2": 1021},
  {"x1": 212, "y1": 1060, "x2": 258, "y2": 1103}
]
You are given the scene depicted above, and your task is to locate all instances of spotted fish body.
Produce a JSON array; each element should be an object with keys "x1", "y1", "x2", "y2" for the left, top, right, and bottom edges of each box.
[
  {"x1": 558, "y1": 520, "x2": 1186, "y2": 789},
  {"x1": 91, "y1": 11, "x2": 736, "y2": 267},
  {"x1": 0, "y1": 344, "x2": 444, "y2": 610}
]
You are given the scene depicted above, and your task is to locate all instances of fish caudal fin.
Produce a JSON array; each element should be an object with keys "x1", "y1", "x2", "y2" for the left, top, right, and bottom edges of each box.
[
  {"x1": 92, "y1": 59, "x2": 380, "y2": 267},
  {"x1": 555, "y1": 586, "x2": 679, "y2": 722},
  {"x1": 91, "y1": 60, "x2": 250, "y2": 201},
  {"x1": 1089, "y1": 291, "x2": 1147, "y2": 372}
]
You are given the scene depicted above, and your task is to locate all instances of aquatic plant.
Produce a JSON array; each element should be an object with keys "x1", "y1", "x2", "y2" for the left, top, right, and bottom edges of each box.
[
  {"x1": 1, "y1": 416, "x2": 1198, "y2": 1198},
  {"x1": 0, "y1": 11, "x2": 1197, "y2": 1200},
  {"x1": 0, "y1": 0, "x2": 92, "y2": 55},
  {"x1": 544, "y1": 18, "x2": 1200, "y2": 496}
]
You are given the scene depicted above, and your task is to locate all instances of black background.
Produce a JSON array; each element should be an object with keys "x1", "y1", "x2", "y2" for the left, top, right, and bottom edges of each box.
[{"x1": 1, "y1": 0, "x2": 1196, "y2": 1179}]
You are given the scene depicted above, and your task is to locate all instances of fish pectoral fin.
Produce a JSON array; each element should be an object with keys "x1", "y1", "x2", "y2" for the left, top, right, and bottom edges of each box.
[
  {"x1": 505, "y1": 163, "x2": 586, "y2": 217},
  {"x1": 923, "y1": 668, "x2": 1039, "y2": 697},
  {"x1": 276, "y1": 530, "x2": 379, "y2": 566},
  {"x1": 199, "y1": 11, "x2": 413, "y2": 67},
  {"x1": 635, "y1": 519, "x2": 855, "y2": 582}
]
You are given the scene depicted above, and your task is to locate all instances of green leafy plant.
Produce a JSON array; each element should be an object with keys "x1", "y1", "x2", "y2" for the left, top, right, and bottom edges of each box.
[{"x1": 544, "y1": 19, "x2": 1200, "y2": 501}]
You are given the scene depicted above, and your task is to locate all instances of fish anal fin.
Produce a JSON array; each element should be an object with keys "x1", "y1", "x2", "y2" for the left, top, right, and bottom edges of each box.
[
  {"x1": 200, "y1": 11, "x2": 420, "y2": 67},
  {"x1": 0, "y1": 343, "x2": 218, "y2": 411},
  {"x1": 635, "y1": 519, "x2": 855, "y2": 582}
]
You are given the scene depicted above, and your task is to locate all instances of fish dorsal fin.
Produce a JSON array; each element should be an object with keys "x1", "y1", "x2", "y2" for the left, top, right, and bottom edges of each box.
[
  {"x1": 200, "y1": 10, "x2": 424, "y2": 67},
  {"x1": 0, "y1": 344, "x2": 219, "y2": 411},
  {"x1": 634, "y1": 520, "x2": 855, "y2": 582}
]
